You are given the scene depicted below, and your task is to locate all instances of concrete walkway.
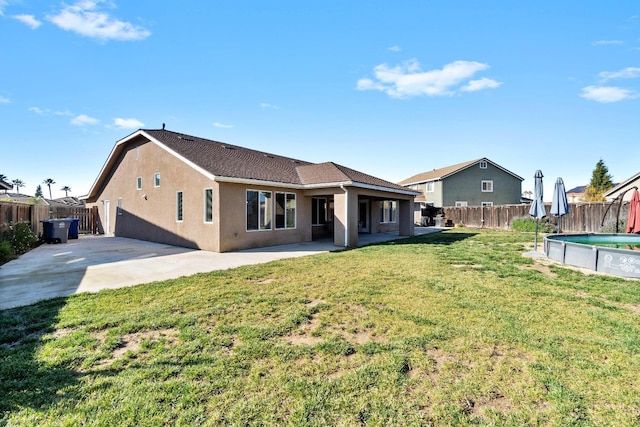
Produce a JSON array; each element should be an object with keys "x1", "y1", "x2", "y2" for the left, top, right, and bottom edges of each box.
[{"x1": 0, "y1": 228, "x2": 440, "y2": 310}]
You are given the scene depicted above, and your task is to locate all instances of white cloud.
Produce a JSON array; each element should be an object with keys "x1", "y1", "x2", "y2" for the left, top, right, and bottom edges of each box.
[
  {"x1": 260, "y1": 103, "x2": 279, "y2": 109},
  {"x1": 461, "y1": 77, "x2": 502, "y2": 92},
  {"x1": 0, "y1": 0, "x2": 6, "y2": 16},
  {"x1": 213, "y1": 122, "x2": 233, "y2": 128},
  {"x1": 0, "y1": 96, "x2": 9, "y2": 103},
  {"x1": 29, "y1": 106, "x2": 49, "y2": 114},
  {"x1": 13, "y1": 14, "x2": 42, "y2": 29},
  {"x1": 54, "y1": 110, "x2": 73, "y2": 116},
  {"x1": 598, "y1": 67, "x2": 640, "y2": 82},
  {"x1": 357, "y1": 59, "x2": 501, "y2": 98},
  {"x1": 388, "y1": 45, "x2": 401, "y2": 52},
  {"x1": 114, "y1": 117, "x2": 143, "y2": 129},
  {"x1": 48, "y1": 0, "x2": 151, "y2": 41},
  {"x1": 592, "y1": 40, "x2": 623, "y2": 46},
  {"x1": 580, "y1": 85, "x2": 637, "y2": 103},
  {"x1": 71, "y1": 114, "x2": 100, "y2": 125}
]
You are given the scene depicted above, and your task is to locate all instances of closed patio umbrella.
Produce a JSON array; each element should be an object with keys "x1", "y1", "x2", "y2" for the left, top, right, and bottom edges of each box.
[
  {"x1": 626, "y1": 189, "x2": 640, "y2": 234},
  {"x1": 529, "y1": 170, "x2": 546, "y2": 251},
  {"x1": 550, "y1": 177, "x2": 569, "y2": 233}
]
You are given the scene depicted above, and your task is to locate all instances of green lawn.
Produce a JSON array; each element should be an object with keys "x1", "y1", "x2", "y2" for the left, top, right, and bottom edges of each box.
[{"x1": 2, "y1": 229, "x2": 640, "y2": 426}]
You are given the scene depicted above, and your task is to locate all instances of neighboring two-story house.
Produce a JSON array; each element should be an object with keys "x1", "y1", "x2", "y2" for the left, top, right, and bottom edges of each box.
[{"x1": 399, "y1": 158, "x2": 523, "y2": 222}]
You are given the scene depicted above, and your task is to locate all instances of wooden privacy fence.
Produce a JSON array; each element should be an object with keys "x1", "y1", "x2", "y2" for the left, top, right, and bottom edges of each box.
[
  {"x1": 0, "y1": 202, "x2": 99, "y2": 236},
  {"x1": 442, "y1": 202, "x2": 630, "y2": 233}
]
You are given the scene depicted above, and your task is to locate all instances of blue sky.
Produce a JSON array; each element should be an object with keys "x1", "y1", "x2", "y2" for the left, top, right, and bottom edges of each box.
[{"x1": 1, "y1": 1, "x2": 639, "y2": 200}]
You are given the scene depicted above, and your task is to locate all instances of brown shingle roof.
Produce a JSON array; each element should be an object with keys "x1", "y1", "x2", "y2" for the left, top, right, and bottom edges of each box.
[
  {"x1": 141, "y1": 129, "x2": 417, "y2": 194},
  {"x1": 145, "y1": 129, "x2": 311, "y2": 184},
  {"x1": 399, "y1": 158, "x2": 523, "y2": 186}
]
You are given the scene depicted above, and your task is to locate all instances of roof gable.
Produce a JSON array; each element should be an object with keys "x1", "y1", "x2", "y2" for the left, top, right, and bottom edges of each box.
[
  {"x1": 86, "y1": 129, "x2": 419, "y2": 199},
  {"x1": 399, "y1": 158, "x2": 523, "y2": 185}
]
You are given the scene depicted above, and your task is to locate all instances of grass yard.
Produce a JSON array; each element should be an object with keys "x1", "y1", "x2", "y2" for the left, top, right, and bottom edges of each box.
[{"x1": 1, "y1": 229, "x2": 640, "y2": 426}]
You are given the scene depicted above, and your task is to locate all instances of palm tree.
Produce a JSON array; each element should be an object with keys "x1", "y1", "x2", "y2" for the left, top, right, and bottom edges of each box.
[
  {"x1": 43, "y1": 178, "x2": 56, "y2": 199},
  {"x1": 12, "y1": 179, "x2": 25, "y2": 194},
  {"x1": 61, "y1": 185, "x2": 72, "y2": 197}
]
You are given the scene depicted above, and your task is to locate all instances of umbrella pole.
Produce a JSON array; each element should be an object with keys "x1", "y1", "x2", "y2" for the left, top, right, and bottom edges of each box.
[{"x1": 534, "y1": 219, "x2": 539, "y2": 251}]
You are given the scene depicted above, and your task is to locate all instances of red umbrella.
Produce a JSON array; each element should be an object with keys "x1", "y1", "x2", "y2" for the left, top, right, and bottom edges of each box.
[{"x1": 626, "y1": 189, "x2": 640, "y2": 234}]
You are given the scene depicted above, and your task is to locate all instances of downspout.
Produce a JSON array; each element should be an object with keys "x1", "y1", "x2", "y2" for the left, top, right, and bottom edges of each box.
[{"x1": 340, "y1": 184, "x2": 348, "y2": 247}]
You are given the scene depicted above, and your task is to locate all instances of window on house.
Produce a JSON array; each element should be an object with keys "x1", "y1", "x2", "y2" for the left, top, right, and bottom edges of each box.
[
  {"x1": 204, "y1": 188, "x2": 213, "y2": 223},
  {"x1": 117, "y1": 198, "x2": 123, "y2": 215},
  {"x1": 380, "y1": 200, "x2": 397, "y2": 223},
  {"x1": 455, "y1": 201, "x2": 468, "y2": 207},
  {"x1": 481, "y1": 180, "x2": 494, "y2": 192},
  {"x1": 481, "y1": 201, "x2": 493, "y2": 207},
  {"x1": 275, "y1": 192, "x2": 296, "y2": 229},
  {"x1": 136, "y1": 177, "x2": 142, "y2": 190},
  {"x1": 425, "y1": 182, "x2": 435, "y2": 193},
  {"x1": 312, "y1": 198, "x2": 327, "y2": 225},
  {"x1": 176, "y1": 191, "x2": 183, "y2": 222},
  {"x1": 247, "y1": 190, "x2": 272, "y2": 230},
  {"x1": 154, "y1": 173, "x2": 161, "y2": 187},
  {"x1": 480, "y1": 161, "x2": 488, "y2": 169},
  {"x1": 135, "y1": 147, "x2": 139, "y2": 160}
]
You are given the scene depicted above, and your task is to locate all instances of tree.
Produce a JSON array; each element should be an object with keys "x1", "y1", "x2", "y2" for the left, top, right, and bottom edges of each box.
[
  {"x1": 584, "y1": 159, "x2": 614, "y2": 202},
  {"x1": 12, "y1": 179, "x2": 25, "y2": 194},
  {"x1": 61, "y1": 186, "x2": 72, "y2": 197},
  {"x1": 43, "y1": 178, "x2": 56, "y2": 199},
  {"x1": 35, "y1": 185, "x2": 44, "y2": 198}
]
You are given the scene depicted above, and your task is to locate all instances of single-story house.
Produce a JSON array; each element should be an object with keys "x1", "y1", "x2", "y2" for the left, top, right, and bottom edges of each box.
[
  {"x1": 566, "y1": 185, "x2": 587, "y2": 203},
  {"x1": 399, "y1": 158, "x2": 523, "y2": 222},
  {"x1": 604, "y1": 172, "x2": 640, "y2": 202},
  {"x1": 85, "y1": 128, "x2": 419, "y2": 252},
  {"x1": 0, "y1": 179, "x2": 11, "y2": 193}
]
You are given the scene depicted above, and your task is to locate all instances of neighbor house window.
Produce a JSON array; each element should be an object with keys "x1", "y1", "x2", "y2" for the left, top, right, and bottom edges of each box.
[
  {"x1": 247, "y1": 190, "x2": 272, "y2": 230},
  {"x1": 117, "y1": 198, "x2": 123, "y2": 215},
  {"x1": 480, "y1": 161, "x2": 488, "y2": 169},
  {"x1": 380, "y1": 200, "x2": 397, "y2": 223},
  {"x1": 136, "y1": 177, "x2": 142, "y2": 190},
  {"x1": 312, "y1": 198, "x2": 327, "y2": 225},
  {"x1": 135, "y1": 147, "x2": 139, "y2": 160},
  {"x1": 455, "y1": 201, "x2": 468, "y2": 207},
  {"x1": 204, "y1": 188, "x2": 213, "y2": 223},
  {"x1": 275, "y1": 192, "x2": 296, "y2": 229},
  {"x1": 481, "y1": 202, "x2": 493, "y2": 207},
  {"x1": 481, "y1": 180, "x2": 493, "y2": 192},
  {"x1": 425, "y1": 182, "x2": 435, "y2": 193},
  {"x1": 176, "y1": 191, "x2": 183, "y2": 222},
  {"x1": 154, "y1": 173, "x2": 161, "y2": 187}
]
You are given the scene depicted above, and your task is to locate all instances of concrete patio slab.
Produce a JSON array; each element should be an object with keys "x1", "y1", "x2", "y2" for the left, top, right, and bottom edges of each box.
[{"x1": 1, "y1": 227, "x2": 441, "y2": 310}]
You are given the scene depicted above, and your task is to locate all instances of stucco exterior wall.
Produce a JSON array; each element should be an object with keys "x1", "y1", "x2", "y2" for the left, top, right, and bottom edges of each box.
[
  {"x1": 217, "y1": 182, "x2": 311, "y2": 252},
  {"x1": 442, "y1": 163, "x2": 521, "y2": 207},
  {"x1": 86, "y1": 139, "x2": 219, "y2": 250}
]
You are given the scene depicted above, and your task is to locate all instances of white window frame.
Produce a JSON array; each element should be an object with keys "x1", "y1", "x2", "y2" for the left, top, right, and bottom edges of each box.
[
  {"x1": 481, "y1": 201, "x2": 493, "y2": 207},
  {"x1": 135, "y1": 147, "x2": 139, "y2": 160},
  {"x1": 246, "y1": 190, "x2": 272, "y2": 231},
  {"x1": 479, "y1": 161, "x2": 488, "y2": 169},
  {"x1": 425, "y1": 182, "x2": 435, "y2": 193},
  {"x1": 275, "y1": 192, "x2": 296, "y2": 230},
  {"x1": 154, "y1": 173, "x2": 161, "y2": 188},
  {"x1": 380, "y1": 200, "x2": 397, "y2": 223},
  {"x1": 455, "y1": 201, "x2": 468, "y2": 207},
  {"x1": 204, "y1": 188, "x2": 213, "y2": 224},
  {"x1": 117, "y1": 197, "x2": 123, "y2": 216},
  {"x1": 176, "y1": 191, "x2": 183, "y2": 222},
  {"x1": 481, "y1": 180, "x2": 494, "y2": 192},
  {"x1": 136, "y1": 177, "x2": 142, "y2": 190}
]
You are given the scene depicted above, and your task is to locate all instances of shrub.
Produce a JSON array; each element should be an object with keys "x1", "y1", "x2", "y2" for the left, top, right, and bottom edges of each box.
[
  {"x1": 0, "y1": 240, "x2": 14, "y2": 264},
  {"x1": 600, "y1": 218, "x2": 627, "y2": 233},
  {"x1": 510, "y1": 216, "x2": 556, "y2": 233},
  {"x1": 1, "y1": 222, "x2": 38, "y2": 256}
]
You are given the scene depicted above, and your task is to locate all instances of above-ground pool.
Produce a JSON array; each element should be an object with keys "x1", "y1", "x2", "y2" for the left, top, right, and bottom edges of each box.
[{"x1": 545, "y1": 234, "x2": 640, "y2": 279}]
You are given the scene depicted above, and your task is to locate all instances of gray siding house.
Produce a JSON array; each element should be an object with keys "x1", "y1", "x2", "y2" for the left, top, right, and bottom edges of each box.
[{"x1": 399, "y1": 158, "x2": 523, "y2": 209}]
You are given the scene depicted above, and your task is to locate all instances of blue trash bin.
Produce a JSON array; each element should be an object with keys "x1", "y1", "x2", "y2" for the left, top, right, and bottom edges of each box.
[{"x1": 67, "y1": 218, "x2": 79, "y2": 239}]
